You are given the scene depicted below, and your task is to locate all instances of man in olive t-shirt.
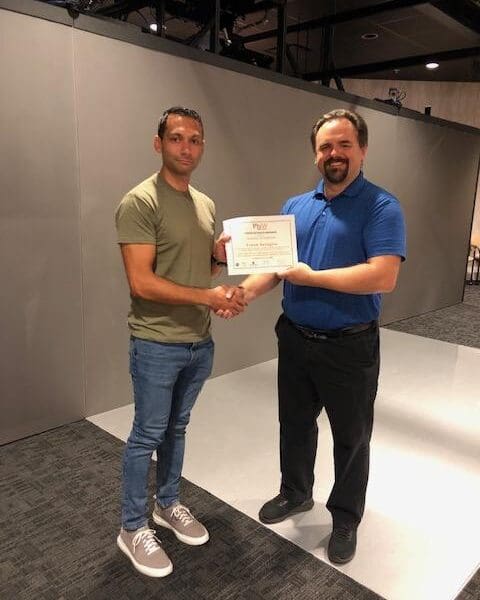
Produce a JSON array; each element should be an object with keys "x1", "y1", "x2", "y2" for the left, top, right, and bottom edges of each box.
[{"x1": 115, "y1": 107, "x2": 245, "y2": 578}]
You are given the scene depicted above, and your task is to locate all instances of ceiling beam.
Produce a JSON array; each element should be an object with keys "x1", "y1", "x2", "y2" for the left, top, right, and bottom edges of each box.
[
  {"x1": 303, "y1": 46, "x2": 480, "y2": 79},
  {"x1": 95, "y1": 0, "x2": 280, "y2": 19},
  {"x1": 241, "y1": 0, "x2": 428, "y2": 44},
  {"x1": 432, "y1": 0, "x2": 480, "y2": 35},
  {"x1": 246, "y1": 1, "x2": 281, "y2": 11},
  {"x1": 276, "y1": 1, "x2": 287, "y2": 73},
  {"x1": 153, "y1": 1, "x2": 166, "y2": 38},
  {"x1": 211, "y1": 0, "x2": 221, "y2": 54},
  {"x1": 95, "y1": 1, "x2": 149, "y2": 17}
]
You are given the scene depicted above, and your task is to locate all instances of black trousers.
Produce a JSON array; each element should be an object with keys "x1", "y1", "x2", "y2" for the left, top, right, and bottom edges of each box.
[{"x1": 276, "y1": 314, "x2": 380, "y2": 529}]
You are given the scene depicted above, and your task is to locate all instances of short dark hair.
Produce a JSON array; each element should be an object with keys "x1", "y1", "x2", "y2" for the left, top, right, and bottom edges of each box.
[
  {"x1": 310, "y1": 109, "x2": 368, "y2": 151},
  {"x1": 157, "y1": 106, "x2": 204, "y2": 139}
]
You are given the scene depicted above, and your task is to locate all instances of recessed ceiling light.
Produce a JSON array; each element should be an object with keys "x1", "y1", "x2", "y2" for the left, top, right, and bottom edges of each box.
[
  {"x1": 150, "y1": 23, "x2": 158, "y2": 32},
  {"x1": 361, "y1": 33, "x2": 378, "y2": 40},
  {"x1": 426, "y1": 62, "x2": 439, "y2": 69}
]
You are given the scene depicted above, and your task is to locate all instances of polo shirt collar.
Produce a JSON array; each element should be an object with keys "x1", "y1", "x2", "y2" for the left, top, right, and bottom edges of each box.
[{"x1": 314, "y1": 171, "x2": 365, "y2": 200}]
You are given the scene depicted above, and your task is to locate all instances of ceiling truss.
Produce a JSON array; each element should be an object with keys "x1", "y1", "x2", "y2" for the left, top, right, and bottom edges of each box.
[{"x1": 44, "y1": 0, "x2": 480, "y2": 85}]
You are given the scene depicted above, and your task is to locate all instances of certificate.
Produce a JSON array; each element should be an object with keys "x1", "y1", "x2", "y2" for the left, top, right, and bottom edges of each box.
[{"x1": 223, "y1": 215, "x2": 298, "y2": 275}]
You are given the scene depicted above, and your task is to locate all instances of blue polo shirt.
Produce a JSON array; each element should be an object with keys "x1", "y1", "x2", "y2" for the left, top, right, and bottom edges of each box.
[{"x1": 281, "y1": 172, "x2": 406, "y2": 329}]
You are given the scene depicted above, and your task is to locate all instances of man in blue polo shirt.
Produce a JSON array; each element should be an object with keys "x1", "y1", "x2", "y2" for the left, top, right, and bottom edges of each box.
[{"x1": 235, "y1": 108, "x2": 406, "y2": 564}]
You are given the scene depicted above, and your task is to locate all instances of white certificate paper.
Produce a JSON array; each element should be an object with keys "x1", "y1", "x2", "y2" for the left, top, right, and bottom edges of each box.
[{"x1": 223, "y1": 215, "x2": 298, "y2": 275}]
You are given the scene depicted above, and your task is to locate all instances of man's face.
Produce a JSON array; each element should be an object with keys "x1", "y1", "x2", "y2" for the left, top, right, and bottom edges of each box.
[
  {"x1": 314, "y1": 118, "x2": 367, "y2": 186},
  {"x1": 154, "y1": 114, "x2": 204, "y2": 177}
]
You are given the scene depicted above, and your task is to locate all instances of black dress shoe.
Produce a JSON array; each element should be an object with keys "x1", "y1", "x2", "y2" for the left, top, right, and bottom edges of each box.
[
  {"x1": 258, "y1": 494, "x2": 314, "y2": 524},
  {"x1": 327, "y1": 526, "x2": 357, "y2": 564}
]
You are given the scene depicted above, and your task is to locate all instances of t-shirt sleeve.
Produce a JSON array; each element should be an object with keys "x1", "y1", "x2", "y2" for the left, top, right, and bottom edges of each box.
[
  {"x1": 364, "y1": 195, "x2": 407, "y2": 261},
  {"x1": 115, "y1": 193, "x2": 157, "y2": 244}
]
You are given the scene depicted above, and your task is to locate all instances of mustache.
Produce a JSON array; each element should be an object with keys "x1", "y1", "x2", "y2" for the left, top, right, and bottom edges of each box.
[{"x1": 325, "y1": 158, "x2": 348, "y2": 167}]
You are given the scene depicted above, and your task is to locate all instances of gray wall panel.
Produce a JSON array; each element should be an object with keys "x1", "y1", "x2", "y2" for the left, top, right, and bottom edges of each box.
[
  {"x1": 0, "y1": 11, "x2": 84, "y2": 444},
  {"x1": 73, "y1": 32, "x2": 361, "y2": 414},
  {"x1": 383, "y1": 118, "x2": 480, "y2": 321},
  {"x1": 2, "y1": 7, "x2": 479, "y2": 426},
  {"x1": 344, "y1": 110, "x2": 480, "y2": 323},
  {"x1": 72, "y1": 30, "x2": 480, "y2": 416}
]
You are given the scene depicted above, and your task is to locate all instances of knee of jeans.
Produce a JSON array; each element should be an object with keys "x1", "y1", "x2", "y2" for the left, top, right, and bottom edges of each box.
[
  {"x1": 171, "y1": 417, "x2": 190, "y2": 435},
  {"x1": 130, "y1": 423, "x2": 167, "y2": 448}
]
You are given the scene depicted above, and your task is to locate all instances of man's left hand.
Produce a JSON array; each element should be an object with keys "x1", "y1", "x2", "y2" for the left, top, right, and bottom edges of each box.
[
  {"x1": 277, "y1": 262, "x2": 314, "y2": 286},
  {"x1": 213, "y1": 232, "x2": 231, "y2": 263}
]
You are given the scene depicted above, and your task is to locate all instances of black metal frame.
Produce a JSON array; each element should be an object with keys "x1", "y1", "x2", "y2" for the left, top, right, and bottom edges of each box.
[
  {"x1": 304, "y1": 46, "x2": 480, "y2": 81},
  {"x1": 466, "y1": 245, "x2": 480, "y2": 285},
  {"x1": 240, "y1": 0, "x2": 428, "y2": 45},
  {"x1": 153, "y1": 0, "x2": 165, "y2": 38},
  {"x1": 33, "y1": 0, "x2": 480, "y2": 87},
  {"x1": 2, "y1": 0, "x2": 480, "y2": 139},
  {"x1": 276, "y1": 0, "x2": 286, "y2": 74}
]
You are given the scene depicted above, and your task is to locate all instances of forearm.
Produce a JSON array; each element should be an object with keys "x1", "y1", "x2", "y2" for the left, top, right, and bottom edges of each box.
[
  {"x1": 306, "y1": 263, "x2": 397, "y2": 294},
  {"x1": 130, "y1": 272, "x2": 211, "y2": 306},
  {"x1": 240, "y1": 273, "x2": 281, "y2": 302}
]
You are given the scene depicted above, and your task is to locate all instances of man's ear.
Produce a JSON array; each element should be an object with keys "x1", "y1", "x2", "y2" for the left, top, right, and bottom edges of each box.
[{"x1": 153, "y1": 135, "x2": 162, "y2": 154}]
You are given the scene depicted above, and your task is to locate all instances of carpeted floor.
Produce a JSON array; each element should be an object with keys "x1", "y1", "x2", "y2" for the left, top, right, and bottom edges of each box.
[
  {"x1": 0, "y1": 420, "x2": 384, "y2": 600},
  {"x1": 385, "y1": 284, "x2": 480, "y2": 349}
]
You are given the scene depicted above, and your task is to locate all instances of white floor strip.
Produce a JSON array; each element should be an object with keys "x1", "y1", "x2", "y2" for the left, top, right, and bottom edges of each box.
[{"x1": 88, "y1": 328, "x2": 480, "y2": 600}]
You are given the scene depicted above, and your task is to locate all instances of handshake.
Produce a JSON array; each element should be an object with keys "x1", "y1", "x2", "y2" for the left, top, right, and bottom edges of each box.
[
  {"x1": 207, "y1": 284, "x2": 247, "y2": 320},
  {"x1": 209, "y1": 232, "x2": 247, "y2": 320}
]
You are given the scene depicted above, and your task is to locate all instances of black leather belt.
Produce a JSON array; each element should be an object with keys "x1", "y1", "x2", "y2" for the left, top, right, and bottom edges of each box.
[{"x1": 288, "y1": 318, "x2": 376, "y2": 340}]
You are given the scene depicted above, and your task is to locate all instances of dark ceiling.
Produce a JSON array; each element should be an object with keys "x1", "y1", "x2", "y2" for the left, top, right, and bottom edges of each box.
[{"x1": 42, "y1": 1, "x2": 480, "y2": 85}]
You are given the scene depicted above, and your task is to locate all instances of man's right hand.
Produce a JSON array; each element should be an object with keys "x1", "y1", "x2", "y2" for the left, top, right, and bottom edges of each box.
[{"x1": 207, "y1": 285, "x2": 246, "y2": 316}]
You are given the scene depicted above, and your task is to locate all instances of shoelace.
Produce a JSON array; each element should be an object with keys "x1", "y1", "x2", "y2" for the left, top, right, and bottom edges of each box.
[
  {"x1": 171, "y1": 504, "x2": 194, "y2": 526},
  {"x1": 132, "y1": 528, "x2": 161, "y2": 555}
]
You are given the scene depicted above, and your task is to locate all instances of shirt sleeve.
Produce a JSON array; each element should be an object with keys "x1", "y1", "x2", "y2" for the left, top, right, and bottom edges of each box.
[
  {"x1": 364, "y1": 195, "x2": 407, "y2": 261},
  {"x1": 115, "y1": 193, "x2": 157, "y2": 244},
  {"x1": 280, "y1": 198, "x2": 292, "y2": 215}
]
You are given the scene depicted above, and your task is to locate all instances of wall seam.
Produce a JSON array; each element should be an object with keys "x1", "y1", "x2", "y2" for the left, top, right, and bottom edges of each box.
[{"x1": 70, "y1": 22, "x2": 88, "y2": 419}]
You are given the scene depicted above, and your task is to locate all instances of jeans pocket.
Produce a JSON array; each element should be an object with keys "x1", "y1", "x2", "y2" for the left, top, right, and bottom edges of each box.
[{"x1": 201, "y1": 339, "x2": 215, "y2": 377}]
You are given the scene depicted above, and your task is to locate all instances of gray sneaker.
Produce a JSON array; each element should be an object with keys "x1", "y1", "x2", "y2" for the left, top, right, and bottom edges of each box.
[
  {"x1": 152, "y1": 502, "x2": 209, "y2": 546},
  {"x1": 117, "y1": 526, "x2": 173, "y2": 577}
]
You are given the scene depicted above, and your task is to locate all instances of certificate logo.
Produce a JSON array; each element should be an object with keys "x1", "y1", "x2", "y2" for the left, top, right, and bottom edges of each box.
[{"x1": 252, "y1": 222, "x2": 267, "y2": 231}]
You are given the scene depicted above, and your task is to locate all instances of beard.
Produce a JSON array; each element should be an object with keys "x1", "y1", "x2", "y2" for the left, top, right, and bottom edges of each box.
[{"x1": 324, "y1": 158, "x2": 349, "y2": 184}]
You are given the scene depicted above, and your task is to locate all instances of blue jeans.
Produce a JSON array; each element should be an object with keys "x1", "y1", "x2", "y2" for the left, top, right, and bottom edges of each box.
[{"x1": 122, "y1": 336, "x2": 214, "y2": 530}]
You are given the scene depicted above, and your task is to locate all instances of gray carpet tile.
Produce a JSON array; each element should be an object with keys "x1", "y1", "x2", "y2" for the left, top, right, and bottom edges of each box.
[
  {"x1": 463, "y1": 284, "x2": 480, "y2": 309},
  {"x1": 385, "y1": 285, "x2": 480, "y2": 349},
  {"x1": 0, "y1": 420, "x2": 384, "y2": 600}
]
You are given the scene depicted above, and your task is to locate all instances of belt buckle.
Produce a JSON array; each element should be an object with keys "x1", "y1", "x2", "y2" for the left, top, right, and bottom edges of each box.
[{"x1": 303, "y1": 328, "x2": 328, "y2": 340}]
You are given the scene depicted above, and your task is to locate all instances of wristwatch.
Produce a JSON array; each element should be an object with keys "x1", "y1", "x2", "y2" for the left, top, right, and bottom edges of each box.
[{"x1": 211, "y1": 255, "x2": 228, "y2": 267}]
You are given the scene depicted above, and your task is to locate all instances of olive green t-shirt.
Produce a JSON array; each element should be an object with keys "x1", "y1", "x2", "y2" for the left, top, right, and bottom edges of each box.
[{"x1": 115, "y1": 173, "x2": 215, "y2": 342}]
